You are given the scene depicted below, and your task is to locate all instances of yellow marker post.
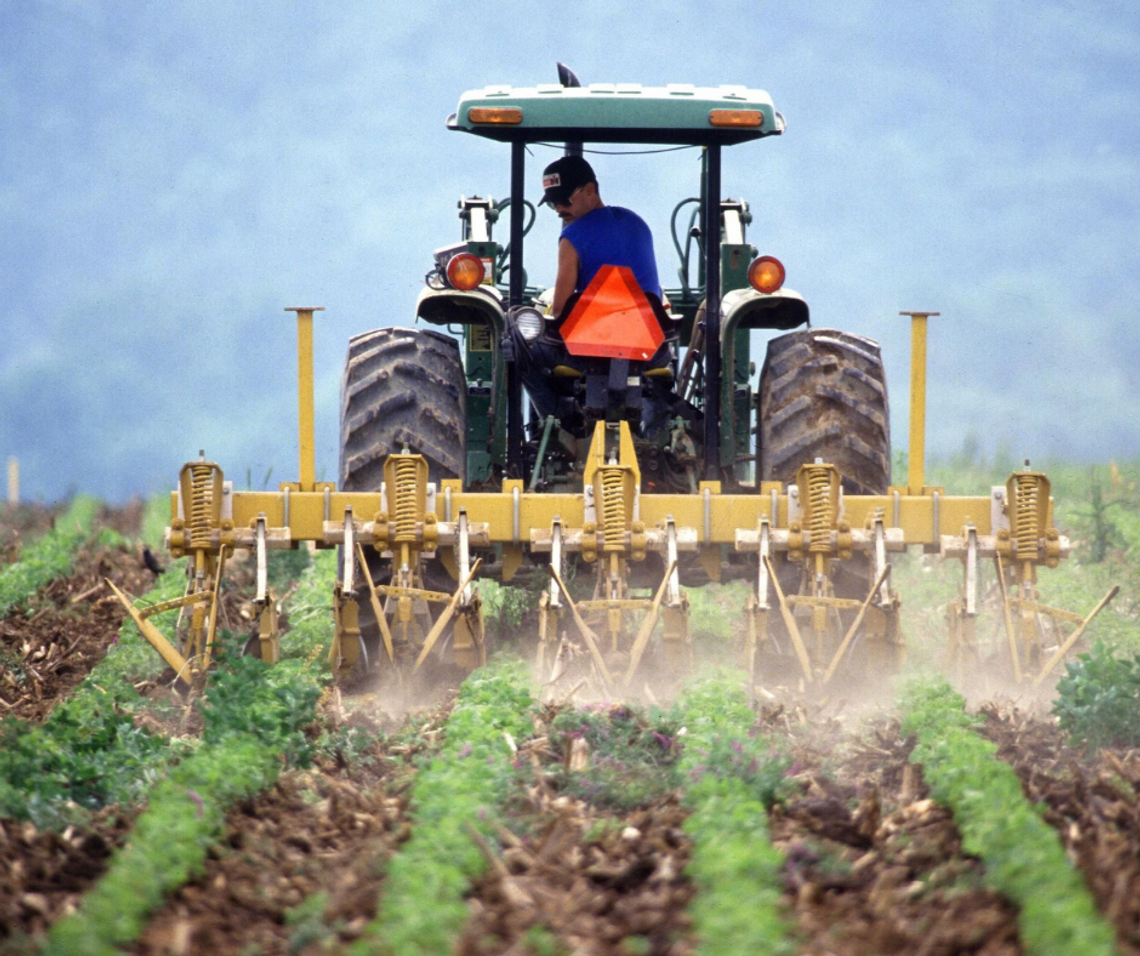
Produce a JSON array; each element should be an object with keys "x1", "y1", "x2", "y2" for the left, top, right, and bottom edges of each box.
[
  {"x1": 6, "y1": 457, "x2": 17, "y2": 506},
  {"x1": 286, "y1": 307, "x2": 324, "y2": 492},
  {"x1": 900, "y1": 311, "x2": 940, "y2": 496}
]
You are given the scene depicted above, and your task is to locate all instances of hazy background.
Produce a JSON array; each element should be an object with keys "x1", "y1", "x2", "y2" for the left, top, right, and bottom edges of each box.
[{"x1": 2, "y1": 1, "x2": 1137, "y2": 503}]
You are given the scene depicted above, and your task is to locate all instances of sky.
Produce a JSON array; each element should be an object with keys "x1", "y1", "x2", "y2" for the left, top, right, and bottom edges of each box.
[{"x1": 2, "y1": 0, "x2": 1138, "y2": 503}]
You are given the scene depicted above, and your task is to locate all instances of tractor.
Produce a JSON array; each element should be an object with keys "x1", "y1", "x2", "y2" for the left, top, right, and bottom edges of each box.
[
  {"x1": 113, "y1": 68, "x2": 1116, "y2": 698},
  {"x1": 339, "y1": 64, "x2": 892, "y2": 690}
]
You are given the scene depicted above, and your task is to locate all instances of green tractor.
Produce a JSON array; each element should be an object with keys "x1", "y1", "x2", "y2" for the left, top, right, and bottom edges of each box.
[
  {"x1": 337, "y1": 66, "x2": 893, "y2": 683},
  {"x1": 342, "y1": 67, "x2": 890, "y2": 513}
]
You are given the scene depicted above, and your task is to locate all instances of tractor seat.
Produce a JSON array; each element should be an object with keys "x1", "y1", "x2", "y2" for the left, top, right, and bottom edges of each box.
[
  {"x1": 553, "y1": 364, "x2": 585, "y2": 379},
  {"x1": 552, "y1": 361, "x2": 673, "y2": 381}
]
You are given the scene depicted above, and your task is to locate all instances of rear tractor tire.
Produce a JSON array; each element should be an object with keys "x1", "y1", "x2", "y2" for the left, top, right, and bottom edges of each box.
[
  {"x1": 339, "y1": 327, "x2": 467, "y2": 678},
  {"x1": 340, "y1": 326, "x2": 466, "y2": 490},
  {"x1": 759, "y1": 328, "x2": 890, "y2": 495},
  {"x1": 757, "y1": 329, "x2": 895, "y2": 684}
]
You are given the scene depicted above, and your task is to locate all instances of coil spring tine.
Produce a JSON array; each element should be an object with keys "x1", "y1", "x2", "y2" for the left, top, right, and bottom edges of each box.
[
  {"x1": 1013, "y1": 474, "x2": 1040, "y2": 561},
  {"x1": 188, "y1": 463, "x2": 215, "y2": 550},
  {"x1": 599, "y1": 467, "x2": 625, "y2": 550},
  {"x1": 393, "y1": 457, "x2": 419, "y2": 543},
  {"x1": 806, "y1": 464, "x2": 832, "y2": 550}
]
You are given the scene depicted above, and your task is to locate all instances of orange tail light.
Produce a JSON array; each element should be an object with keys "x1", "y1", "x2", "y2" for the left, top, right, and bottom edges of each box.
[
  {"x1": 447, "y1": 253, "x2": 486, "y2": 290},
  {"x1": 748, "y1": 255, "x2": 785, "y2": 293}
]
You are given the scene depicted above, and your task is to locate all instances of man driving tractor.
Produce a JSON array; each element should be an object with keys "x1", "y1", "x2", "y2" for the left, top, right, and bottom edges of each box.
[
  {"x1": 512, "y1": 154, "x2": 675, "y2": 433},
  {"x1": 542, "y1": 155, "x2": 661, "y2": 317}
]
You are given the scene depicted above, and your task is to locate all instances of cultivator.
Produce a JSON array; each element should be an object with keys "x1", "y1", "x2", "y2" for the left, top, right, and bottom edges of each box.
[{"x1": 109, "y1": 309, "x2": 1116, "y2": 694}]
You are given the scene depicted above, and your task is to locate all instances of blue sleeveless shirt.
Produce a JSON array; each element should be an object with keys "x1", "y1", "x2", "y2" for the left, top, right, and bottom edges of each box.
[{"x1": 560, "y1": 206, "x2": 660, "y2": 297}]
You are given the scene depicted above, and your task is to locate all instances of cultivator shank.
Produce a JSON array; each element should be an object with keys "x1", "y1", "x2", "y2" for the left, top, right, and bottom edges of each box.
[
  {"x1": 323, "y1": 450, "x2": 489, "y2": 678},
  {"x1": 737, "y1": 461, "x2": 903, "y2": 685},
  {"x1": 532, "y1": 423, "x2": 692, "y2": 694},
  {"x1": 110, "y1": 457, "x2": 280, "y2": 685},
  {"x1": 942, "y1": 469, "x2": 1118, "y2": 685}
]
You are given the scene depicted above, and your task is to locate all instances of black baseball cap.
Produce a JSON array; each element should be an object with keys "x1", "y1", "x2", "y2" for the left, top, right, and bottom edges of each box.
[{"x1": 541, "y1": 155, "x2": 597, "y2": 206}]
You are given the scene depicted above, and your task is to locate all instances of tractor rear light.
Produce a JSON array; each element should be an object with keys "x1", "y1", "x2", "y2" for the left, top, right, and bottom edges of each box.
[
  {"x1": 446, "y1": 253, "x2": 486, "y2": 290},
  {"x1": 748, "y1": 255, "x2": 785, "y2": 293},
  {"x1": 511, "y1": 307, "x2": 544, "y2": 343},
  {"x1": 469, "y1": 107, "x2": 523, "y2": 125},
  {"x1": 709, "y1": 109, "x2": 763, "y2": 128}
]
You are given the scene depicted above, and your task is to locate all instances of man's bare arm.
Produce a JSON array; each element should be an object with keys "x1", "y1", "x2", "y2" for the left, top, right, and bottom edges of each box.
[{"x1": 551, "y1": 238, "x2": 579, "y2": 318}]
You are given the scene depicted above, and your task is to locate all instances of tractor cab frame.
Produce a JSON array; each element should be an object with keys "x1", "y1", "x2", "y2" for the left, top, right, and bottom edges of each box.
[{"x1": 416, "y1": 76, "x2": 809, "y2": 488}]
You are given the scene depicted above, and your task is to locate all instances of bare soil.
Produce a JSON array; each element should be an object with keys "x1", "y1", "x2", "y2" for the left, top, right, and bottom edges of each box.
[
  {"x1": 0, "y1": 809, "x2": 137, "y2": 952},
  {"x1": 459, "y1": 797, "x2": 696, "y2": 956},
  {"x1": 0, "y1": 511, "x2": 155, "y2": 722},
  {"x1": 129, "y1": 762, "x2": 405, "y2": 956},
  {"x1": 769, "y1": 706, "x2": 1022, "y2": 956}
]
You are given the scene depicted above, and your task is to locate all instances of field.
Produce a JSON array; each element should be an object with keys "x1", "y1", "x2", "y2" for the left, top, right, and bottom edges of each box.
[{"x1": 0, "y1": 457, "x2": 1138, "y2": 956}]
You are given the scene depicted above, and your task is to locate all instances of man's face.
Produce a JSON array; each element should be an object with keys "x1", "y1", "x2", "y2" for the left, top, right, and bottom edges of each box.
[{"x1": 552, "y1": 184, "x2": 592, "y2": 223}]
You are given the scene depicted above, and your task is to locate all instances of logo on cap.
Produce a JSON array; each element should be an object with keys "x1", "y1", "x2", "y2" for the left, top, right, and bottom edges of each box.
[{"x1": 542, "y1": 173, "x2": 562, "y2": 190}]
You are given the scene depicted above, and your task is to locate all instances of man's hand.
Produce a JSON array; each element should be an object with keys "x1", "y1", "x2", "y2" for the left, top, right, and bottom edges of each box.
[{"x1": 551, "y1": 238, "x2": 580, "y2": 318}]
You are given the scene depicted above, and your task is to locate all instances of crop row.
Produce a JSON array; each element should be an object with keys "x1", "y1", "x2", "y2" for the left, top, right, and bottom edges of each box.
[
  {"x1": 40, "y1": 548, "x2": 336, "y2": 955},
  {"x1": 673, "y1": 677, "x2": 794, "y2": 955},
  {"x1": 899, "y1": 678, "x2": 1119, "y2": 956},
  {"x1": 348, "y1": 658, "x2": 536, "y2": 955},
  {"x1": 0, "y1": 496, "x2": 99, "y2": 617}
]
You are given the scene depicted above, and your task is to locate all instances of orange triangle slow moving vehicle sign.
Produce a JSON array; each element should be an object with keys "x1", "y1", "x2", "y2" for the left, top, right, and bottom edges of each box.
[{"x1": 560, "y1": 265, "x2": 665, "y2": 361}]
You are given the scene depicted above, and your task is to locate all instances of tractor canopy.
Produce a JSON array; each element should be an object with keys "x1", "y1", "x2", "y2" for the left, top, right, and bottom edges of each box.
[{"x1": 448, "y1": 83, "x2": 784, "y2": 146}]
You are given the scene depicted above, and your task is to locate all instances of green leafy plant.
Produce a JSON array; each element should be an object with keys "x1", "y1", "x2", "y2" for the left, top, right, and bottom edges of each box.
[
  {"x1": 547, "y1": 702, "x2": 681, "y2": 809},
  {"x1": 267, "y1": 546, "x2": 311, "y2": 591},
  {"x1": 672, "y1": 672, "x2": 796, "y2": 956},
  {"x1": 0, "y1": 548, "x2": 194, "y2": 827},
  {"x1": 314, "y1": 723, "x2": 382, "y2": 769},
  {"x1": 285, "y1": 891, "x2": 339, "y2": 953},
  {"x1": 522, "y1": 923, "x2": 569, "y2": 956},
  {"x1": 201, "y1": 647, "x2": 321, "y2": 764},
  {"x1": 899, "y1": 677, "x2": 1118, "y2": 956},
  {"x1": 348, "y1": 656, "x2": 535, "y2": 956},
  {"x1": 1072, "y1": 470, "x2": 1123, "y2": 562},
  {"x1": 139, "y1": 494, "x2": 173, "y2": 551},
  {"x1": 478, "y1": 578, "x2": 534, "y2": 648},
  {"x1": 0, "y1": 691, "x2": 178, "y2": 828},
  {"x1": 686, "y1": 580, "x2": 750, "y2": 647},
  {"x1": 1053, "y1": 640, "x2": 1140, "y2": 750}
]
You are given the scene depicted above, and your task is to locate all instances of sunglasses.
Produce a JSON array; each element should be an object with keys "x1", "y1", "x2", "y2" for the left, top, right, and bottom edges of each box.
[{"x1": 549, "y1": 185, "x2": 584, "y2": 209}]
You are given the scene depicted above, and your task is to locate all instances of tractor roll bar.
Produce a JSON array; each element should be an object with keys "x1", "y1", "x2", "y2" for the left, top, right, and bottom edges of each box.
[
  {"x1": 508, "y1": 142, "x2": 526, "y2": 475},
  {"x1": 702, "y1": 144, "x2": 722, "y2": 480}
]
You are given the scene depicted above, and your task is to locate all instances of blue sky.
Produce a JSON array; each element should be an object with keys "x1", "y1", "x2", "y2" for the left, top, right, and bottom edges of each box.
[{"x1": 2, "y1": 1, "x2": 1137, "y2": 502}]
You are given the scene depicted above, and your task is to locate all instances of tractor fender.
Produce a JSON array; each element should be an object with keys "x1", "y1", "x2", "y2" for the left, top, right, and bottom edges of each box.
[
  {"x1": 414, "y1": 285, "x2": 508, "y2": 475},
  {"x1": 415, "y1": 284, "x2": 505, "y2": 336},
  {"x1": 721, "y1": 286, "x2": 810, "y2": 336}
]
